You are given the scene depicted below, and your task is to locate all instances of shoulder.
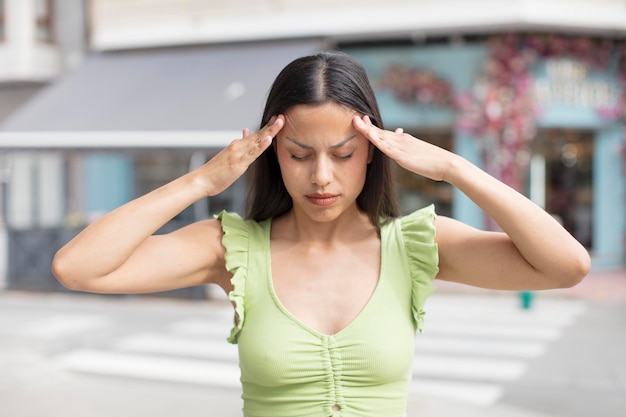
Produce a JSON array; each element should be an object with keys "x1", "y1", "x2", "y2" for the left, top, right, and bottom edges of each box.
[
  {"x1": 214, "y1": 210, "x2": 268, "y2": 241},
  {"x1": 380, "y1": 205, "x2": 438, "y2": 276},
  {"x1": 383, "y1": 204, "x2": 437, "y2": 238},
  {"x1": 385, "y1": 205, "x2": 439, "y2": 333},
  {"x1": 399, "y1": 204, "x2": 436, "y2": 225}
]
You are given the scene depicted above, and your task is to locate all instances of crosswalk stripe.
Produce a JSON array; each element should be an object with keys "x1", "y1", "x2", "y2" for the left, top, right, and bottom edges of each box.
[
  {"x1": 413, "y1": 354, "x2": 527, "y2": 381},
  {"x1": 414, "y1": 336, "x2": 546, "y2": 358},
  {"x1": 410, "y1": 379, "x2": 503, "y2": 406},
  {"x1": 55, "y1": 349, "x2": 241, "y2": 388},
  {"x1": 423, "y1": 322, "x2": 562, "y2": 340},
  {"x1": 115, "y1": 333, "x2": 238, "y2": 361},
  {"x1": 425, "y1": 295, "x2": 586, "y2": 326},
  {"x1": 169, "y1": 319, "x2": 232, "y2": 338},
  {"x1": 46, "y1": 295, "x2": 587, "y2": 408},
  {"x1": 13, "y1": 315, "x2": 112, "y2": 340}
]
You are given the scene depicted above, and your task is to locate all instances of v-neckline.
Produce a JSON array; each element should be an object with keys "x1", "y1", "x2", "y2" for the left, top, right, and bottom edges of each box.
[{"x1": 264, "y1": 218, "x2": 385, "y2": 339}]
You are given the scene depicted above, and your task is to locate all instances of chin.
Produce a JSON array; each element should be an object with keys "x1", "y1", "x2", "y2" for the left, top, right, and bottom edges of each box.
[
  {"x1": 304, "y1": 205, "x2": 355, "y2": 224},
  {"x1": 306, "y1": 210, "x2": 340, "y2": 223}
]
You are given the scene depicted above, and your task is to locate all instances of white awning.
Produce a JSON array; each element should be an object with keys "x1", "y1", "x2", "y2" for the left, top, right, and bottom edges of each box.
[
  {"x1": 0, "y1": 39, "x2": 322, "y2": 149},
  {"x1": 0, "y1": 131, "x2": 240, "y2": 149}
]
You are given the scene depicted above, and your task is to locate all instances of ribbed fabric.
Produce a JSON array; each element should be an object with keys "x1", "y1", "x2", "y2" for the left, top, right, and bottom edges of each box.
[{"x1": 216, "y1": 205, "x2": 438, "y2": 417}]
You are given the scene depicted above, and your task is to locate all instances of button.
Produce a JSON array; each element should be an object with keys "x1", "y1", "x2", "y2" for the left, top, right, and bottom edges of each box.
[{"x1": 332, "y1": 404, "x2": 340, "y2": 411}]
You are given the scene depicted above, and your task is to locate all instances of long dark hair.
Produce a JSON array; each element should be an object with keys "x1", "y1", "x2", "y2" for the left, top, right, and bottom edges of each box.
[{"x1": 246, "y1": 51, "x2": 399, "y2": 226}]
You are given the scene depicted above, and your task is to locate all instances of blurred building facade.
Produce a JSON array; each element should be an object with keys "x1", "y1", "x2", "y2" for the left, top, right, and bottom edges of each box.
[
  {"x1": 0, "y1": 0, "x2": 624, "y2": 294},
  {"x1": 0, "y1": 0, "x2": 89, "y2": 291}
]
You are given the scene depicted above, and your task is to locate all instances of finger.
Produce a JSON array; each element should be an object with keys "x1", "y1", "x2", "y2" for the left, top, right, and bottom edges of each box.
[
  {"x1": 353, "y1": 116, "x2": 401, "y2": 158},
  {"x1": 353, "y1": 115, "x2": 368, "y2": 131},
  {"x1": 353, "y1": 115, "x2": 380, "y2": 142},
  {"x1": 245, "y1": 115, "x2": 284, "y2": 147},
  {"x1": 242, "y1": 128, "x2": 251, "y2": 138},
  {"x1": 260, "y1": 114, "x2": 284, "y2": 141},
  {"x1": 236, "y1": 115, "x2": 284, "y2": 161}
]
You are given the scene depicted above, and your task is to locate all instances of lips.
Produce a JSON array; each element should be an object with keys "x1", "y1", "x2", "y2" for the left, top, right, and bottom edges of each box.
[{"x1": 306, "y1": 193, "x2": 339, "y2": 206}]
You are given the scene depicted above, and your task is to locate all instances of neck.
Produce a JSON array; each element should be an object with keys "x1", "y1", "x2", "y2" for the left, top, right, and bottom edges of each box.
[{"x1": 274, "y1": 205, "x2": 376, "y2": 244}]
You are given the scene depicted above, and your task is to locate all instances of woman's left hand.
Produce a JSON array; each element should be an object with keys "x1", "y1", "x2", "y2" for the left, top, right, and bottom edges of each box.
[
  {"x1": 353, "y1": 116, "x2": 590, "y2": 291},
  {"x1": 353, "y1": 115, "x2": 454, "y2": 182}
]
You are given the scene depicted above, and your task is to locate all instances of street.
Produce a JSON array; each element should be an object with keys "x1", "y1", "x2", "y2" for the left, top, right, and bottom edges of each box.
[{"x1": 0, "y1": 286, "x2": 625, "y2": 417}]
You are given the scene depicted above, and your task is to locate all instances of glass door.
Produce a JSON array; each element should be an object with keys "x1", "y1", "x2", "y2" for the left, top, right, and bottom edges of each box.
[
  {"x1": 394, "y1": 129, "x2": 453, "y2": 217},
  {"x1": 530, "y1": 129, "x2": 594, "y2": 249}
]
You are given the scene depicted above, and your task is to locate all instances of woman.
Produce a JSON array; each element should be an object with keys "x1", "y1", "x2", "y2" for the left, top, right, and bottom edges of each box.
[{"x1": 52, "y1": 51, "x2": 590, "y2": 417}]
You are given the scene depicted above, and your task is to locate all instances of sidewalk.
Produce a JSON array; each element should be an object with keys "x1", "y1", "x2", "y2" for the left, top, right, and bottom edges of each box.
[
  {"x1": 422, "y1": 267, "x2": 626, "y2": 417},
  {"x1": 434, "y1": 267, "x2": 626, "y2": 303},
  {"x1": 1, "y1": 268, "x2": 623, "y2": 417},
  {"x1": 553, "y1": 267, "x2": 626, "y2": 302},
  {"x1": 410, "y1": 397, "x2": 560, "y2": 417},
  {"x1": 0, "y1": 290, "x2": 570, "y2": 417}
]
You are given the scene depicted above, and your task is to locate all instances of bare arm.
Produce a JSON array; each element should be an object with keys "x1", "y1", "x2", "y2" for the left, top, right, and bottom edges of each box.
[
  {"x1": 353, "y1": 116, "x2": 590, "y2": 290},
  {"x1": 433, "y1": 157, "x2": 590, "y2": 290},
  {"x1": 52, "y1": 116, "x2": 285, "y2": 294}
]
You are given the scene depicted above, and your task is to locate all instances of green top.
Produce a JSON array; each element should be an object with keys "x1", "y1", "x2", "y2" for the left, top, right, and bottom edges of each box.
[{"x1": 216, "y1": 205, "x2": 439, "y2": 417}]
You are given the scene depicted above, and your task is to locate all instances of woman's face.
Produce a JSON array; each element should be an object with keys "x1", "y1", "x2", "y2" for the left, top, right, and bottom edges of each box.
[{"x1": 275, "y1": 102, "x2": 372, "y2": 223}]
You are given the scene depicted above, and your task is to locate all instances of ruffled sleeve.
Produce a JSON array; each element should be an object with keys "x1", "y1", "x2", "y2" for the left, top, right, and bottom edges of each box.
[
  {"x1": 400, "y1": 204, "x2": 439, "y2": 333},
  {"x1": 215, "y1": 211, "x2": 249, "y2": 344}
]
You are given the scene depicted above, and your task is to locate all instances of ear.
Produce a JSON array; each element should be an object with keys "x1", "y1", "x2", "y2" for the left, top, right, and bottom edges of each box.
[{"x1": 367, "y1": 143, "x2": 374, "y2": 164}]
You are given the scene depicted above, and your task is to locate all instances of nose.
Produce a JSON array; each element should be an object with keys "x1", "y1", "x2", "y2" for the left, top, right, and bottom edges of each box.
[{"x1": 311, "y1": 156, "x2": 333, "y2": 186}]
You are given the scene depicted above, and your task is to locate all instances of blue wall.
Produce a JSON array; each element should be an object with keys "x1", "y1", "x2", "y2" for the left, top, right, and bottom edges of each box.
[
  {"x1": 533, "y1": 59, "x2": 625, "y2": 269},
  {"x1": 347, "y1": 44, "x2": 625, "y2": 269},
  {"x1": 84, "y1": 154, "x2": 134, "y2": 217},
  {"x1": 346, "y1": 43, "x2": 488, "y2": 228},
  {"x1": 592, "y1": 127, "x2": 624, "y2": 269},
  {"x1": 346, "y1": 44, "x2": 485, "y2": 128}
]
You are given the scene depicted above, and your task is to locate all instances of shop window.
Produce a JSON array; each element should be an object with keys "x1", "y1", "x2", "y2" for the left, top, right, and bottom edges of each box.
[
  {"x1": 394, "y1": 129, "x2": 453, "y2": 217},
  {"x1": 134, "y1": 150, "x2": 196, "y2": 230},
  {"x1": 60, "y1": 150, "x2": 193, "y2": 229},
  {"x1": 35, "y1": 0, "x2": 54, "y2": 43},
  {"x1": 4, "y1": 152, "x2": 65, "y2": 229},
  {"x1": 529, "y1": 129, "x2": 594, "y2": 249},
  {"x1": 134, "y1": 149, "x2": 243, "y2": 231},
  {"x1": 59, "y1": 149, "x2": 245, "y2": 231},
  {"x1": 0, "y1": 0, "x2": 5, "y2": 41}
]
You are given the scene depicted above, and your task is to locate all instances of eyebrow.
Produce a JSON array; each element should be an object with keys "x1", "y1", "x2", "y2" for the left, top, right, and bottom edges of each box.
[{"x1": 285, "y1": 135, "x2": 356, "y2": 150}]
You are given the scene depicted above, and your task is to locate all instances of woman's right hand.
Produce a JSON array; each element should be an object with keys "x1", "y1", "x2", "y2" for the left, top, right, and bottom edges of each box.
[
  {"x1": 196, "y1": 115, "x2": 285, "y2": 196},
  {"x1": 52, "y1": 115, "x2": 284, "y2": 294}
]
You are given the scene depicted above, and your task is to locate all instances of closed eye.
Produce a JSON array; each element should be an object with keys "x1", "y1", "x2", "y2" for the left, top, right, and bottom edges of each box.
[{"x1": 289, "y1": 152, "x2": 352, "y2": 160}]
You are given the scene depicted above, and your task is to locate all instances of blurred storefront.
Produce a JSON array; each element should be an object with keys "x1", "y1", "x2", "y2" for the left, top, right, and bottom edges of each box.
[
  {"x1": 0, "y1": 39, "x2": 322, "y2": 296},
  {"x1": 1, "y1": 1, "x2": 625, "y2": 294},
  {"x1": 2, "y1": 34, "x2": 624, "y2": 294},
  {"x1": 344, "y1": 33, "x2": 625, "y2": 269}
]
